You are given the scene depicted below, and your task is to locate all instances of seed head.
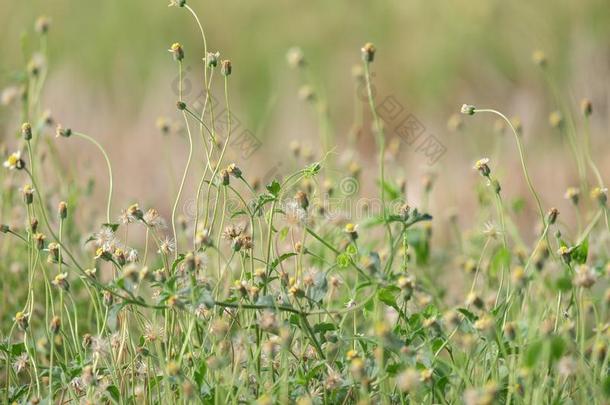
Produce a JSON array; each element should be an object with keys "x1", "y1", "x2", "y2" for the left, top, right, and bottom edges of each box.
[
  {"x1": 574, "y1": 265, "x2": 596, "y2": 288},
  {"x1": 580, "y1": 98, "x2": 592, "y2": 117},
  {"x1": 220, "y1": 169, "x2": 230, "y2": 186},
  {"x1": 564, "y1": 187, "x2": 580, "y2": 205},
  {"x1": 532, "y1": 50, "x2": 547, "y2": 67},
  {"x1": 206, "y1": 51, "x2": 220, "y2": 68},
  {"x1": 473, "y1": 158, "x2": 491, "y2": 177},
  {"x1": 169, "y1": 43, "x2": 184, "y2": 61},
  {"x1": 53, "y1": 273, "x2": 70, "y2": 292},
  {"x1": 176, "y1": 100, "x2": 187, "y2": 110},
  {"x1": 460, "y1": 104, "x2": 476, "y2": 115},
  {"x1": 286, "y1": 47, "x2": 305, "y2": 69},
  {"x1": 221, "y1": 60, "x2": 232, "y2": 76},
  {"x1": 294, "y1": 190, "x2": 309, "y2": 210},
  {"x1": 0, "y1": 224, "x2": 9, "y2": 233},
  {"x1": 590, "y1": 187, "x2": 607, "y2": 206},
  {"x1": 546, "y1": 207, "x2": 559, "y2": 225},
  {"x1": 21, "y1": 184, "x2": 35, "y2": 205},
  {"x1": 168, "y1": 0, "x2": 186, "y2": 6},
  {"x1": 58, "y1": 201, "x2": 68, "y2": 219},
  {"x1": 397, "y1": 368, "x2": 420, "y2": 393},
  {"x1": 361, "y1": 42, "x2": 376, "y2": 62},
  {"x1": 548, "y1": 111, "x2": 563, "y2": 129},
  {"x1": 14, "y1": 311, "x2": 29, "y2": 330},
  {"x1": 21, "y1": 122, "x2": 32, "y2": 140},
  {"x1": 35, "y1": 16, "x2": 51, "y2": 34},
  {"x1": 226, "y1": 163, "x2": 242, "y2": 178},
  {"x1": 33, "y1": 233, "x2": 45, "y2": 250},
  {"x1": 50, "y1": 315, "x2": 61, "y2": 335},
  {"x1": 55, "y1": 125, "x2": 72, "y2": 138}
]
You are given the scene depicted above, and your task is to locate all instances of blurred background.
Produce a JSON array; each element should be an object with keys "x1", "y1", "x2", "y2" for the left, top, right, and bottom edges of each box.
[{"x1": 1, "y1": 0, "x2": 609, "y2": 244}]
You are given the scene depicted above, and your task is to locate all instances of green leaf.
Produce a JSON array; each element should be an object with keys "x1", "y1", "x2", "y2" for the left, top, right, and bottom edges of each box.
[
  {"x1": 490, "y1": 247, "x2": 511, "y2": 278},
  {"x1": 313, "y1": 322, "x2": 336, "y2": 335},
  {"x1": 525, "y1": 340, "x2": 544, "y2": 368},
  {"x1": 556, "y1": 276, "x2": 572, "y2": 292},
  {"x1": 270, "y1": 253, "x2": 297, "y2": 271},
  {"x1": 378, "y1": 286, "x2": 400, "y2": 309},
  {"x1": 336, "y1": 253, "x2": 350, "y2": 268},
  {"x1": 457, "y1": 308, "x2": 478, "y2": 323},
  {"x1": 571, "y1": 238, "x2": 588, "y2": 265},
  {"x1": 266, "y1": 180, "x2": 281, "y2": 197},
  {"x1": 548, "y1": 335, "x2": 565, "y2": 362}
]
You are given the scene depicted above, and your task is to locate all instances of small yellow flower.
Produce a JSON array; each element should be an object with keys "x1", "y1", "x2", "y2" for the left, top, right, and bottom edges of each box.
[{"x1": 3, "y1": 151, "x2": 23, "y2": 170}]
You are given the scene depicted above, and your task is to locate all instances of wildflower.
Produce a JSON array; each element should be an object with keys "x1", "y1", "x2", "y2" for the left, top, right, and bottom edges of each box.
[
  {"x1": 58, "y1": 201, "x2": 68, "y2": 219},
  {"x1": 460, "y1": 104, "x2": 476, "y2": 115},
  {"x1": 574, "y1": 265, "x2": 596, "y2": 288},
  {"x1": 466, "y1": 292, "x2": 484, "y2": 309},
  {"x1": 103, "y1": 291, "x2": 113, "y2": 306},
  {"x1": 222, "y1": 224, "x2": 243, "y2": 241},
  {"x1": 33, "y1": 233, "x2": 45, "y2": 250},
  {"x1": 169, "y1": 42, "x2": 184, "y2": 61},
  {"x1": 35, "y1": 16, "x2": 51, "y2": 34},
  {"x1": 226, "y1": 163, "x2": 242, "y2": 178},
  {"x1": 158, "y1": 236, "x2": 176, "y2": 255},
  {"x1": 21, "y1": 122, "x2": 32, "y2": 140},
  {"x1": 397, "y1": 368, "x2": 420, "y2": 393},
  {"x1": 220, "y1": 169, "x2": 230, "y2": 186},
  {"x1": 564, "y1": 187, "x2": 580, "y2": 205},
  {"x1": 474, "y1": 314, "x2": 494, "y2": 333},
  {"x1": 47, "y1": 242, "x2": 60, "y2": 263},
  {"x1": 284, "y1": 200, "x2": 307, "y2": 226},
  {"x1": 361, "y1": 42, "x2": 376, "y2": 62},
  {"x1": 3, "y1": 151, "x2": 25, "y2": 170},
  {"x1": 52, "y1": 273, "x2": 69, "y2": 291},
  {"x1": 503, "y1": 322, "x2": 516, "y2": 340},
  {"x1": 168, "y1": 0, "x2": 186, "y2": 7},
  {"x1": 12, "y1": 353, "x2": 29, "y2": 374},
  {"x1": 143, "y1": 208, "x2": 166, "y2": 228},
  {"x1": 548, "y1": 110, "x2": 563, "y2": 128},
  {"x1": 546, "y1": 207, "x2": 559, "y2": 225},
  {"x1": 195, "y1": 229, "x2": 212, "y2": 247},
  {"x1": 511, "y1": 266, "x2": 527, "y2": 287},
  {"x1": 286, "y1": 47, "x2": 305, "y2": 68},
  {"x1": 557, "y1": 245, "x2": 572, "y2": 264},
  {"x1": 590, "y1": 187, "x2": 607, "y2": 206},
  {"x1": 581, "y1": 98, "x2": 592, "y2": 117},
  {"x1": 298, "y1": 85, "x2": 315, "y2": 102},
  {"x1": 50, "y1": 315, "x2": 61, "y2": 334},
  {"x1": 143, "y1": 322, "x2": 165, "y2": 343},
  {"x1": 593, "y1": 342, "x2": 607, "y2": 362},
  {"x1": 344, "y1": 223, "x2": 358, "y2": 240},
  {"x1": 206, "y1": 51, "x2": 220, "y2": 68},
  {"x1": 156, "y1": 117, "x2": 171, "y2": 134},
  {"x1": 30, "y1": 219, "x2": 38, "y2": 233},
  {"x1": 473, "y1": 158, "x2": 491, "y2": 177},
  {"x1": 21, "y1": 184, "x2": 34, "y2": 204},
  {"x1": 532, "y1": 50, "x2": 547, "y2": 67},
  {"x1": 483, "y1": 221, "x2": 501, "y2": 239},
  {"x1": 221, "y1": 59, "x2": 232, "y2": 76},
  {"x1": 55, "y1": 124, "x2": 72, "y2": 138},
  {"x1": 294, "y1": 190, "x2": 309, "y2": 210},
  {"x1": 420, "y1": 368, "x2": 433, "y2": 383},
  {"x1": 557, "y1": 356, "x2": 576, "y2": 377},
  {"x1": 127, "y1": 203, "x2": 144, "y2": 221},
  {"x1": 14, "y1": 311, "x2": 29, "y2": 330},
  {"x1": 82, "y1": 333, "x2": 92, "y2": 349}
]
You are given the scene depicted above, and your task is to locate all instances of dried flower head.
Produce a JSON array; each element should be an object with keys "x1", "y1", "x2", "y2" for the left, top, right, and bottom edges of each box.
[
  {"x1": 169, "y1": 42, "x2": 184, "y2": 61},
  {"x1": 460, "y1": 104, "x2": 476, "y2": 115},
  {"x1": 361, "y1": 42, "x2": 376, "y2": 62}
]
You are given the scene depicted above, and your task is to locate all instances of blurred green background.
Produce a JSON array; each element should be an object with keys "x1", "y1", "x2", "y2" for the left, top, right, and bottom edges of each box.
[{"x1": 1, "y1": 0, "x2": 609, "y2": 234}]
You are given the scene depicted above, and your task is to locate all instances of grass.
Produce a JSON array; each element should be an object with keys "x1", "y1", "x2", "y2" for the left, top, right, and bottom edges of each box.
[{"x1": 1, "y1": 3, "x2": 609, "y2": 405}]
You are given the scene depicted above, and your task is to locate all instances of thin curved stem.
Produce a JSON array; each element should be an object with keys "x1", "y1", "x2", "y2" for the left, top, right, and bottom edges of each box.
[
  {"x1": 72, "y1": 131, "x2": 114, "y2": 223},
  {"x1": 474, "y1": 108, "x2": 545, "y2": 225}
]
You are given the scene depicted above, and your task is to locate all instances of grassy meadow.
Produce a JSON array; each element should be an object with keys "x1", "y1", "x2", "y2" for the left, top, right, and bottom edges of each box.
[{"x1": 1, "y1": 0, "x2": 610, "y2": 403}]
